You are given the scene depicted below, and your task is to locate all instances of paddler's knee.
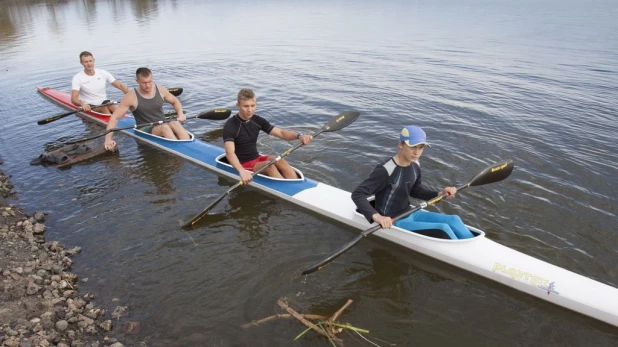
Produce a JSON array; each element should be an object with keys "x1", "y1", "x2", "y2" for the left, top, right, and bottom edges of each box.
[{"x1": 437, "y1": 224, "x2": 458, "y2": 239}]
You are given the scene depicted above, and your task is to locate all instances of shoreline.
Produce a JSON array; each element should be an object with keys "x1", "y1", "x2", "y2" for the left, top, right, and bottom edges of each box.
[{"x1": 0, "y1": 167, "x2": 128, "y2": 347}]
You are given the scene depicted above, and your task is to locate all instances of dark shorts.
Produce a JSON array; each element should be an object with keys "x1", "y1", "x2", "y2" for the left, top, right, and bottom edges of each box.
[
  {"x1": 139, "y1": 125, "x2": 154, "y2": 134},
  {"x1": 241, "y1": 155, "x2": 270, "y2": 171}
]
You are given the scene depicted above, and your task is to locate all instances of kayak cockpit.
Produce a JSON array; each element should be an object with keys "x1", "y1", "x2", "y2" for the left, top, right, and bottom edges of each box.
[
  {"x1": 133, "y1": 128, "x2": 195, "y2": 142},
  {"x1": 355, "y1": 197, "x2": 481, "y2": 240},
  {"x1": 215, "y1": 153, "x2": 305, "y2": 181}
]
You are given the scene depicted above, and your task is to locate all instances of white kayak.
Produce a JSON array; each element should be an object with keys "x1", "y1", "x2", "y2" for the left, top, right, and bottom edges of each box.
[{"x1": 37, "y1": 86, "x2": 618, "y2": 327}]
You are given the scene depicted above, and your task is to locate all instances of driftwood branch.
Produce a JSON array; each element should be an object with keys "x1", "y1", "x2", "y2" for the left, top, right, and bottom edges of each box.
[
  {"x1": 243, "y1": 297, "x2": 367, "y2": 346},
  {"x1": 328, "y1": 299, "x2": 353, "y2": 323},
  {"x1": 242, "y1": 313, "x2": 328, "y2": 329},
  {"x1": 277, "y1": 299, "x2": 343, "y2": 346}
]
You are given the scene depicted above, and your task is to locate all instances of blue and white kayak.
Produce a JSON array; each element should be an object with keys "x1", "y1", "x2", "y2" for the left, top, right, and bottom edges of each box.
[{"x1": 37, "y1": 86, "x2": 618, "y2": 327}]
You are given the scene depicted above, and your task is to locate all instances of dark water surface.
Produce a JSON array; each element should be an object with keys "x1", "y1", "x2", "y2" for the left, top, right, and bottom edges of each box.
[{"x1": 1, "y1": 0, "x2": 617, "y2": 345}]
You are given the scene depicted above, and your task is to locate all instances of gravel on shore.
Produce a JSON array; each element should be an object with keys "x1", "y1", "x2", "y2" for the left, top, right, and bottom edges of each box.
[{"x1": 0, "y1": 168, "x2": 132, "y2": 347}]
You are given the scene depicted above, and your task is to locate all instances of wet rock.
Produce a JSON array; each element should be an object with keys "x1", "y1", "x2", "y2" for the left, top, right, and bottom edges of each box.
[
  {"x1": 33, "y1": 212, "x2": 45, "y2": 222},
  {"x1": 49, "y1": 241, "x2": 61, "y2": 252},
  {"x1": 66, "y1": 247, "x2": 82, "y2": 256},
  {"x1": 3, "y1": 338, "x2": 19, "y2": 347},
  {"x1": 111, "y1": 306, "x2": 129, "y2": 319},
  {"x1": 77, "y1": 314, "x2": 94, "y2": 326},
  {"x1": 123, "y1": 321, "x2": 140, "y2": 334},
  {"x1": 63, "y1": 290, "x2": 75, "y2": 298},
  {"x1": 99, "y1": 320, "x2": 112, "y2": 332},
  {"x1": 52, "y1": 264, "x2": 63, "y2": 274},
  {"x1": 40, "y1": 311, "x2": 55, "y2": 329},
  {"x1": 66, "y1": 330, "x2": 76, "y2": 340},
  {"x1": 109, "y1": 343, "x2": 125, "y2": 347},
  {"x1": 6, "y1": 328, "x2": 18, "y2": 335},
  {"x1": 33, "y1": 223, "x2": 45, "y2": 235},
  {"x1": 56, "y1": 320, "x2": 69, "y2": 331},
  {"x1": 16, "y1": 318, "x2": 30, "y2": 329},
  {"x1": 43, "y1": 290, "x2": 53, "y2": 299},
  {"x1": 51, "y1": 297, "x2": 66, "y2": 306},
  {"x1": 62, "y1": 272, "x2": 78, "y2": 283},
  {"x1": 85, "y1": 324, "x2": 97, "y2": 334},
  {"x1": 26, "y1": 282, "x2": 40, "y2": 295},
  {"x1": 22, "y1": 220, "x2": 33, "y2": 233},
  {"x1": 59, "y1": 280, "x2": 70, "y2": 289}
]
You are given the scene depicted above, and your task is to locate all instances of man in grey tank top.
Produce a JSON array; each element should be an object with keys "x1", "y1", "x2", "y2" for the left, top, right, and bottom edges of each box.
[{"x1": 104, "y1": 67, "x2": 189, "y2": 150}]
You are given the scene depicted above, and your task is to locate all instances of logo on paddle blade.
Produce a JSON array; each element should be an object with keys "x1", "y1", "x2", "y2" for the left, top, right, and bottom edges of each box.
[{"x1": 491, "y1": 162, "x2": 508, "y2": 172}]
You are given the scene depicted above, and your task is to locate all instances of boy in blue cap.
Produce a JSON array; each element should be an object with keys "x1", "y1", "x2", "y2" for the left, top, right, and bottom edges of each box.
[{"x1": 351, "y1": 125, "x2": 474, "y2": 239}]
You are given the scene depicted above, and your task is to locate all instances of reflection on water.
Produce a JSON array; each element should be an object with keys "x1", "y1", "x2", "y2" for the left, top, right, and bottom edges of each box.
[
  {"x1": 0, "y1": 0, "x2": 165, "y2": 52},
  {"x1": 74, "y1": 0, "x2": 97, "y2": 28},
  {"x1": 131, "y1": 142, "x2": 183, "y2": 197},
  {"x1": 0, "y1": 6, "x2": 18, "y2": 47},
  {"x1": 199, "y1": 128, "x2": 224, "y2": 143},
  {"x1": 44, "y1": 2, "x2": 67, "y2": 37},
  {"x1": 1, "y1": 0, "x2": 618, "y2": 345},
  {"x1": 0, "y1": 0, "x2": 70, "y2": 50},
  {"x1": 129, "y1": 0, "x2": 160, "y2": 22},
  {"x1": 190, "y1": 175, "x2": 282, "y2": 240}
]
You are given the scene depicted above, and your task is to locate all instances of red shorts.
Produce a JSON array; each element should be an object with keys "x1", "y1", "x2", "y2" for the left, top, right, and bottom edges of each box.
[{"x1": 241, "y1": 155, "x2": 270, "y2": 171}]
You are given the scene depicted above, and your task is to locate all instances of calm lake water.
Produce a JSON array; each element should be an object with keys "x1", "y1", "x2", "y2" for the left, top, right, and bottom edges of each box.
[{"x1": 1, "y1": 0, "x2": 617, "y2": 345}]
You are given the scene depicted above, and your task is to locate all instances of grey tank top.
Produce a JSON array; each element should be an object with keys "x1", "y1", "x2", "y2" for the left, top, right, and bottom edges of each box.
[{"x1": 132, "y1": 85, "x2": 165, "y2": 124}]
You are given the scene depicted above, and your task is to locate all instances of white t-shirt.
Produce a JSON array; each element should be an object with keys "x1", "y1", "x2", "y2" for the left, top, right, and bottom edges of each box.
[{"x1": 71, "y1": 69, "x2": 116, "y2": 104}]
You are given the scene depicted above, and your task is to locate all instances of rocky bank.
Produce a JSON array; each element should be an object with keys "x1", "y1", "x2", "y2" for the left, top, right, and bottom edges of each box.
[{"x1": 0, "y1": 168, "x2": 130, "y2": 347}]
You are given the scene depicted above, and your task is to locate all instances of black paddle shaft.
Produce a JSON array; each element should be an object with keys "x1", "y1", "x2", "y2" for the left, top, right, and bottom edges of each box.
[{"x1": 65, "y1": 108, "x2": 232, "y2": 145}]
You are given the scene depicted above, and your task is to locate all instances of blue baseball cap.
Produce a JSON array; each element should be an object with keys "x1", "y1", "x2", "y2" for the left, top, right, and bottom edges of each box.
[{"x1": 400, "y1": 125, "x2": 430, "y2": 147}]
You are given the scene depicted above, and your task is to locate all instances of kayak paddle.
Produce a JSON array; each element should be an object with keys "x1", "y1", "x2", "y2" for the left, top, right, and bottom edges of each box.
[{"x1": 65, "y1": 108, "x2": 232, "y2": 144}]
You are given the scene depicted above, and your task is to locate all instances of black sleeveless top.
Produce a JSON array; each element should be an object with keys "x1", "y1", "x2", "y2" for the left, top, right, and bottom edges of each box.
[{"x1": 131, "y1": 85, "x2": 165, "y2": 124}]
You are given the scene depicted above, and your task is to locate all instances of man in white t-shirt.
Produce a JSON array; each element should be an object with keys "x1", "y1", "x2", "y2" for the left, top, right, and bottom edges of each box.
[{"x1": 71, "y1": 51, "x2": 128, "y2": 114}]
